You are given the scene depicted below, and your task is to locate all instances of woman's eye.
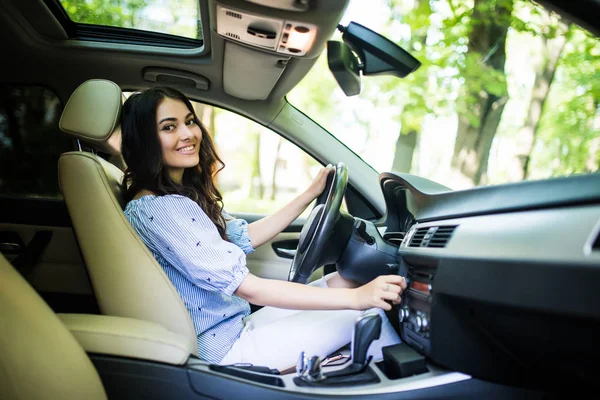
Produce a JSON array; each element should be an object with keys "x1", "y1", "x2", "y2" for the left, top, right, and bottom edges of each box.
[
  {"x1": 162, "y1": 124, "x2": 175, "y2": 131},
  {"x1": 186, "y1": 119, "x2": 196, "y2": 126}
]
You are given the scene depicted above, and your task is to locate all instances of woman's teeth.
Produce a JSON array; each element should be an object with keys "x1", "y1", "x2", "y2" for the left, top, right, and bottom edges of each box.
[{"x1": 178, "y1": 145, "x2": 194, "y2": 152}]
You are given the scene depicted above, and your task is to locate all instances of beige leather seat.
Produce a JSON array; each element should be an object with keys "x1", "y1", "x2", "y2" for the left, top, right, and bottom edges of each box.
[
  {"x1": 0, "y1": 253, "x2": 107, "y2": 400},
  {"x1": 58, "y1": 79, "x2": 197, "y2": 356}
]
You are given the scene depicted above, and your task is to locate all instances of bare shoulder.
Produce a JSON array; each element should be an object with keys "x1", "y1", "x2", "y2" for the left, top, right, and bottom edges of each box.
[{"x1": 132, "y1": 189, "x2": 156, "y2": 200}]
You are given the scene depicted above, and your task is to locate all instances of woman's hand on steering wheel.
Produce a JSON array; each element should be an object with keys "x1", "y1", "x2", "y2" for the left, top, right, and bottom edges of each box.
[{"x1": 304, "y1": 164, "x2": 333, "y2": 200}]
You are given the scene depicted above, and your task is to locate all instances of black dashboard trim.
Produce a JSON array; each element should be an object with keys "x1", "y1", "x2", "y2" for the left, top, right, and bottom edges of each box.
[
  {"x1": 380, "y1": 172, "x2": 600, "y2": 223},
  {"x1": 400, "y1": 252, "x2": 600, "y2": 390}
]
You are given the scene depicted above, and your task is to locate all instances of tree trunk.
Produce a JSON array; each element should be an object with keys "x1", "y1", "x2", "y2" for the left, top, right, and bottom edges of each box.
[
  {"x1": 451, "y1": 0, "x2": 514, "y2": 185},
  {"x1": 520, "y1": 21, "x2": 568, "y2": 179},
  {"x1": 389, "y1": 0, "x2": 431, "y2": 174},
  {"x1": 270, "y1": 137, "x2": 283, "y2": 201},
  {"x1": 193, "y1": 103, "x2": 216, "y2": 138},
  {"x1": 250, "y1": 133, "x2": 264, "y2": 199},
  {"x1": 391, "y1": 129, "x2": 418, "y2": 173}
]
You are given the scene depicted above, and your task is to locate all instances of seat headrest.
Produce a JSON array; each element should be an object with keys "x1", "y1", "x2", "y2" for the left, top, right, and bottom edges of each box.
[{"x1": 59, "y1": 79, "x2": 122, "y2": 155}]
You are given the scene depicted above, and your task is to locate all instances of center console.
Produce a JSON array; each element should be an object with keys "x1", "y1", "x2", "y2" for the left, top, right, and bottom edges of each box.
[{"x1": 398, "y1": 258, "x2": 437, "y2": 357}]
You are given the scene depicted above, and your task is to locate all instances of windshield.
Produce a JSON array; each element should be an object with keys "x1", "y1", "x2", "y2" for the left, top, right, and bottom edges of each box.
[{"x1": 288, "y1": 0, "x2": 599, "y2": 190}]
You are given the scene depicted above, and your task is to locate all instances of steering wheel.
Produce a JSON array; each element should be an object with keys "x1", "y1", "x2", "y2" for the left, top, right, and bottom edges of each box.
[{"x1": 288, "y1": 162, "x2": 348, "y2": 283}]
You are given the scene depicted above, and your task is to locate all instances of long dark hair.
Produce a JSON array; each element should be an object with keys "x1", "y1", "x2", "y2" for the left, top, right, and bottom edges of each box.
[{"x1": 120, "y1": 86, "x2": 228, "y2": 239}]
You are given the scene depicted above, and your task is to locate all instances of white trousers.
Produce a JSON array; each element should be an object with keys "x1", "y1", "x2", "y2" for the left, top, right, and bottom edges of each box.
[{"x1": 219, "y1": 275, "x2": 401, "y2": 371}]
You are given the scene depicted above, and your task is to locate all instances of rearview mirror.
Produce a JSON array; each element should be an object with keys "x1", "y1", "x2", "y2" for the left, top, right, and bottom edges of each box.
[
  {"x1": 327, "y1": 22, "x2": 422, "y2": 96},
  {"x1": 327, "y1": 41, "x2": 361, "y2": 96}
]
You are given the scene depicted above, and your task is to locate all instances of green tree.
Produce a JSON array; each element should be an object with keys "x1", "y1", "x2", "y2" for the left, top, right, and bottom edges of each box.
[
  {"x1": 517, "y1": 10, "x2": 568, "y2": 179},
  {"x1": 387, "y1": 0, "x2": 433, "y2": 173},
  {"x1": 59, "y1": 0, "x2": 148, "y2": 27},
  {"x1": 449, "y1": 0, "x2": 514, "y2": 185},
  {"x1": 530, "y1": 30, "x2": 600, "y2": 177}
]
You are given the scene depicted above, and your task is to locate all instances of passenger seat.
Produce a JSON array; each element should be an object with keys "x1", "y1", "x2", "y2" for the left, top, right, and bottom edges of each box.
[{"x1": 0, "y1": 253, "x2": 107, "y2": 400}]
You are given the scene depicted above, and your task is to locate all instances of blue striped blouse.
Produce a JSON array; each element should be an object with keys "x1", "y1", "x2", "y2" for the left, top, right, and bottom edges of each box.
[{"x1": 124, "y1": 194, "x2": 254, "y2": 363}]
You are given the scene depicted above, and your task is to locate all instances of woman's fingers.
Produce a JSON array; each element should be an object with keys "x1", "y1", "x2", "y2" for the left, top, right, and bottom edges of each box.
[
  {"x1": 376, "y1": 300, "x2": 393, "y2": 311},
  {"x1": 381, "y1": 290, "x2": 401, "y2": 302},
  {"x1": 382, "y1": 282, "x2": 402, "y2": 294},
  {"x1": 380, "y1": 275, "x2": 407, "y2": 290}
]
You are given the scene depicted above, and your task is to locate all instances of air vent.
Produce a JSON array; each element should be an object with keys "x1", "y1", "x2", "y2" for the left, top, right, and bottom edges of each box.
[
  {"x1": 409, "y1": 226, "x2": 457, "y2": 248},
  {"x1": 225, "y1": 32, "x2": 241, "y2": 40},
  {"x1": 226, "y1": 10, "x2": 242, "y2": 19}
]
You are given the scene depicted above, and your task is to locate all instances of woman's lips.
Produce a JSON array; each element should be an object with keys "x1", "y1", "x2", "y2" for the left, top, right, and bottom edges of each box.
[{"x1": 177, "y1": 144, "x2": 196, "y2": 154}]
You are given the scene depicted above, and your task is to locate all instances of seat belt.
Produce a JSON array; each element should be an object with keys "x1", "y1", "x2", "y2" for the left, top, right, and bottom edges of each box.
[{"x1": 12, "y1": 231, "x2": 52, "y2": 281}]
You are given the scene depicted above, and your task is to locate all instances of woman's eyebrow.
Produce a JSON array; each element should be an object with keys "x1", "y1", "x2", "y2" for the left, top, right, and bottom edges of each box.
[
  {"x1": 158, "y1": 117, "x2": 176, "y2": 125},
  {"x1": 158, "y1": 113, "x2": 193, "y2": 125}
]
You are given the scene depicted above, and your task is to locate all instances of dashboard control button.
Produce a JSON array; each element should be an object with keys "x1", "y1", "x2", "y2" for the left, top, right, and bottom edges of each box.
[{"x1": 399, "y1": 306, "x2": 410, "y2": 322}]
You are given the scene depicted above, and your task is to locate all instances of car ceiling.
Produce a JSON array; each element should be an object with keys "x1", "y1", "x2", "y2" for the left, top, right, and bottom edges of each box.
[
  {"x1": 1, "y1": 0, "x2": 597, "y2": 126},
  {"x1": 0, "y1": 0, "x2": 348, "y2": 126}
]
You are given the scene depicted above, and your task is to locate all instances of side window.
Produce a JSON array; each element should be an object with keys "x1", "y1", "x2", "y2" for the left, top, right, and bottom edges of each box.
[
  {"x1": 0, "y1": 85, "x2": 70, "y2": 199},
  {"x1": 191, "y1": 102, "x2": 320, "y2": 216}
]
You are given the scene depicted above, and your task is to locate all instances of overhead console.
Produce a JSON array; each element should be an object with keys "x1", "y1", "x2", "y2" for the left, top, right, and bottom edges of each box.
[
  {"x1": 214, "y1": 0, "x2": 348, "y2": 100},
  {"x1": 216, "y1": 4, "x2": 317, "y2": 56}
]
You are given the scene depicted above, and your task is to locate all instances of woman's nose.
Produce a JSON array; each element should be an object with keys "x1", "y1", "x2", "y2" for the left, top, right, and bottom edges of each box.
[{"x1": 180, "y1": 124, "x2": 194, "y2": 139}]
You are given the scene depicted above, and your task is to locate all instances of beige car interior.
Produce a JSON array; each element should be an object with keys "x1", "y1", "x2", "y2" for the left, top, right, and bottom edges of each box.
[
  {"x1": 0, "y1": 253, "x2": 107, "y2": 400},
  {"x1": 1, "y1": 0, "x2": 347, "y2": 374}
]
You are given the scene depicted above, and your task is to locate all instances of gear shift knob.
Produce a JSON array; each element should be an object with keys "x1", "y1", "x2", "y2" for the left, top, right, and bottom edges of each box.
[{"x1": 351, "y1": 313, "x2": 382, "y2": 366}]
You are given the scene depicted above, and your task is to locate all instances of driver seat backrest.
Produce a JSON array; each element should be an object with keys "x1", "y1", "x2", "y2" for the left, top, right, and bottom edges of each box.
[
  {"x1": 58, "y1": 79, "x2": 198, "y2": 355},
  {"x1": 0, "y1": 253, "x2": 107, "y2": 400}
]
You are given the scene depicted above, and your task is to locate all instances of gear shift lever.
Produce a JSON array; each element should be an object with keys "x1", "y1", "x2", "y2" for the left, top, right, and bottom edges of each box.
[
  {"x1": 293, "y1": 313, "x2": 383, "y2": 386},
  {"x1": 351, "y1": 313, "x2": 382, "y2": 366}
]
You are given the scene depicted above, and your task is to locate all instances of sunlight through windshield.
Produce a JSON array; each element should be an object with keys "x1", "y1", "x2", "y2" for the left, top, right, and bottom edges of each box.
[{"x1": 288, "y1": 0, "x2": 599, "y2": 190}]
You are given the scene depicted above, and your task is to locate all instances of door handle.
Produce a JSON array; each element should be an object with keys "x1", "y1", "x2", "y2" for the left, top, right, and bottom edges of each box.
[
  {"x1": 0, "y1": 242, "x2": 24, "y2": 253},
  {"x1": 272, "y1": 239, "x2": 299, "y2": 259},
  {"x1": 277, "y1": 248, "x2": 296, "y2": 258},
  {"x1": 0, "y1": 231, "x2": 25, "y2": 254}
]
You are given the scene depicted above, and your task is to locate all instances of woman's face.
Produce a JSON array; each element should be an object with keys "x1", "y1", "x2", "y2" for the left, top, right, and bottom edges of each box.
[{"x1": 155, "y1": 97, "x2": 202, "y2": 183}]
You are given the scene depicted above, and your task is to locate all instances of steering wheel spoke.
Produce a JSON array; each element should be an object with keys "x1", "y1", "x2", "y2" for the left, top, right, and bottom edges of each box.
[{"x1": 288, "y1": 162, "x2": 348, "y2": 283}]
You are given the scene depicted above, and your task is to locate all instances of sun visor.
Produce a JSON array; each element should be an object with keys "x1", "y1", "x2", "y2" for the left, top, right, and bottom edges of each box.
[{"x1": 223, "y1": 41, "x2": 290, "y2": 100}]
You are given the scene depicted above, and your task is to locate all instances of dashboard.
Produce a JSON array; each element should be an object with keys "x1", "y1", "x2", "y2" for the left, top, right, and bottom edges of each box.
[{"x1": 379, "y1": 172, "x2": 600, "y2": 390}]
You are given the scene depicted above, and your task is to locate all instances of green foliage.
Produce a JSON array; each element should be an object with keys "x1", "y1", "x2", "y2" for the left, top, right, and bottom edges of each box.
[
  {"x1": 287, "y1": 0, "x2": 599, "y2": 185},
  {"x1": 59, "y1": 0, "x2": 201, "y2": 39},
  {"x1": 60, "y1": 0, "x2": 148, "y2": 27},
  {"x1": 531, "y1": 29, "x2": 600, "y2": 177}
]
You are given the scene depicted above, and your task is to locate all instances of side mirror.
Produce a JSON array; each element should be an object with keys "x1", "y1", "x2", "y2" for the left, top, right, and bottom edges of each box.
[{"x1": 327, "y1": 22, "x2": 422, "y2": 96}]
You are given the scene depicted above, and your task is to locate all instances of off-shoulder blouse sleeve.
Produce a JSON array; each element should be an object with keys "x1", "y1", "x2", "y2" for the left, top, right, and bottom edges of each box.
[
  {"x1": 223, "y1": 211, "x2": 255, "y2": 255},
  {"x1": 131, "y1": 195, "x2": 249, "y2": 296}
]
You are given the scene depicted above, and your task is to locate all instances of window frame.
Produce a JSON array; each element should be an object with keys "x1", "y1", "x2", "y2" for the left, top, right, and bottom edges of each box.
[
  {"x1": 183, "y1": 98, "x2": 382, "y2": 221},
  {"x1": 43, "y1": 0, "x2": 207, "y2": 50}
]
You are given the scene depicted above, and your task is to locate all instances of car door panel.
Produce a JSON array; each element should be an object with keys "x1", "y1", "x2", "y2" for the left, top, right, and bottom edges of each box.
[
  {"x1": 0, "y1": 197, "x2": 96, "y2": 313},
  {"x1": 230, "y1": 213, "x2": 323, "y2": 282}
]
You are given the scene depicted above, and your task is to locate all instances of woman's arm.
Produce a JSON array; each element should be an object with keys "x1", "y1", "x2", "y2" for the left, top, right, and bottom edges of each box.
[
  {"x1": 247, "y1": 165, "x2": 331, "y2": 248},
  {"x1": 234, "y1": 273, "x2": 406, "y2": 311}
]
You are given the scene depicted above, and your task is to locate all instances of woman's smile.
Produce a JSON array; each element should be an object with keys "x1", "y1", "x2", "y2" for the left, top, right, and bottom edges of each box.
[{"x1": 176, "y1": 144, "x2": 197, "y2": 154}]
